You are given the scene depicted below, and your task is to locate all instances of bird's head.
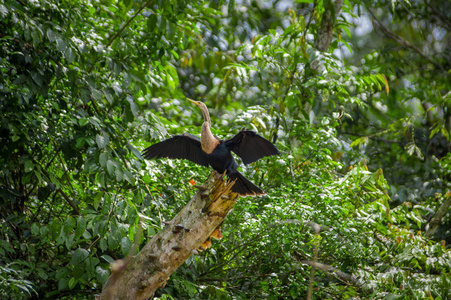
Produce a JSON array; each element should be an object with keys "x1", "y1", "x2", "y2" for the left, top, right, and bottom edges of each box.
[
  {"x1": 188, "y1": 99, "x2": 210, "y2": 126},
  {"x1": 188, "y1": 99, "x2": 202, "y2": 107}
]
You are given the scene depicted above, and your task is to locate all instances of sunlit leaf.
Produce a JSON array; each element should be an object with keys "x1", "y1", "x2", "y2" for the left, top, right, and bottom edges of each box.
[{"x1": 96, "y1": 133, "x2": 109, "y2": 149}]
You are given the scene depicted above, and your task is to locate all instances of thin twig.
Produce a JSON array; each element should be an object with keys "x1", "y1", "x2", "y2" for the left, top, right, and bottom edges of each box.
[
  {"x1": 106, "y1": 0, "x2": 153, "y2": 48},
  {"x1": 57, "y1": 188, "x2": 80, "y2": 215},
  {"x1": 301, "y1": 260, "x2": 357, "y2": 284},
  {"x1": 340, "y1": 131, "x2": 399, "y2": 144},
  {"x1": 424, "y1": 0, "x2": 451, "y2": 31},
  {"x1": 367, "y1": 8, "x2": 444, "y2": 72},
  {"x1": 89, "y1": 0, "x2": 154, "y2": 72}
]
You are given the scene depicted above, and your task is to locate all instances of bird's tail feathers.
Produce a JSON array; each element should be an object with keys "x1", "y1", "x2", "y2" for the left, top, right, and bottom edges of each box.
[{"x1": 227, "y1": 172, "x2": 265, "y2": 197}]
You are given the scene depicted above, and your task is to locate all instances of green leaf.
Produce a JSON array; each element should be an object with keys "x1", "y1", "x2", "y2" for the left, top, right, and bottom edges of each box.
[
  {"x1": 91, "y1": 88, "x2": 103, "y2": 101},
  {"x1": 350, "y1": 136, "x2": 369, "y2": 148},
  {"x1": 158, "y1": 15, "x2": 167, "y2": 33},
  {"x1": 58, "y1": 278, "x2": 68, "y2": 291},
  {"x1": 56, "y1": 37, "x2": 66, "y2": 52},
  {"x1": 126, "y1": 95, "x2": 138, "y2": 117},
  {"x1": 147, "y1": 14, "x2": 157, "y2": 32},
  {"x1": 121, "y1": 237, "x2": 132, "y2": 255},
  {"x1": 104, "y1": 89, "x2": 114, "y2": 104},
  {"x1": 63, "y1": 216, "x2": 76, "y2": 234},
  {"x1": 340, "y1": 25, "x2": 352, "y2": 38},
  {"x1": 165, "y1": 63, "x2": 179, "y2": 89},
  {"x1": 96, "y1": 133, "x2": 109, "y2": 149},
  {"x1": 170, "y1": 49, "x2": 179, "y2": 59},
  {"x1": 108, "y1": 232, "x2": 120, "y2": 249},
  {"x1": 101, "y1": 255, "x2": 114, "y2": 264},
  {"x1": 24, "y1": 159, "x2": 34, "y2": 173},
  {"x1": 95, "y1": 219, "x2": 108, "y2": 236},
  {"x1": 228, "y1": 0, "x2": 235, "y2": 13},
  {"x1": 65, "y1": 233, "x2": 75, "y2": 249},
  {"x1": 441, "y1": 127, "x2": 450, "y2": 141},
  {"x1": 30, "y1": 71, "x2": 43, "y2": 87},
  {"x1": 415, "y1": 145, "x2": 424, "y2": 160},
  {"x1": 94, "y1": 192, "x2": 103, "y2": 210},
  {"x1": 31, "y1": 223, "x2": 40, "y2": 236},
  {"x1": 404, "y1": 142, "x2": 415, "y2": 156},
  {"x1": 96, "y1": 266, "x2": 110, "y2": 284},
  {"x1": 65, "y1": 47, "x2": 75, "y2": 64},
  {"x1": 0, "y1": 240, "x2": 15, "y2": 253},
  {"x1": 123, "y1": 169, "x2": 135, "y2": 184},
  {"x1": 122, "y1": 0, "x2": 132, "y2": 11},
  {"x1": 56, "y1": 267, "x2": 71, "y2": 280},
  {"x1": 127, "y1": 143, "x2": 142, "y2": 159},
  {"x1": 70, "y1": 248, "x2": 89, "y2": 266},
  {"x1": 75, "y1": 217, "x2": 86, "y2": 239},
  {"x1": 40, "y1": 226, "x2": 50, "y2": 238},
  {"x1": 0, "y1": 4, "x2": 9, "y2": 18},
  {"x1": 51, "y1": 220, "x2": 62, "y2": 240},
  {"x1": 75, "y1": 137, "x2": 85, "y2": 148},
  {"x1": 100, "y1": 238, "x2": 108, "y2": 251},
  {"x1": 99, "y1": 152, "x2": 107, "y2": 167},
  {"x1": 78, "y1": 117, "x2": 88, "y2": 126},
  {"x1": 30, "y1": 26, "x2": 43, "y2": 46},
  {"x1": 115, "y1": 168, "x2": 124, "y2": 182},
  {"x1": 68, "y1": 277, "x2": 77, "y2": 290},
  {"x1": 106, "y1": 160, "x2": 115, "y2": 176},
  {"x1": 391, "y1": 0, "x2": 396, "y2": 12}
]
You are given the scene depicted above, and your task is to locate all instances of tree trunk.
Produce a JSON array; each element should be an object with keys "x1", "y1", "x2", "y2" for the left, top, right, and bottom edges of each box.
[
  {"x1": 100, "y1": 173, "x2": 239, "y2": 299},
  {"x1": 314, "y1": 0, "x2": 343, "y2": 52}
]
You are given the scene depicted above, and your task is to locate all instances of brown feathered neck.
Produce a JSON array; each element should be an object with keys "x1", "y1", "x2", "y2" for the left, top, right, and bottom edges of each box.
[{"x1": 197, "y1": 102, "x2": 219, "y2": 154}]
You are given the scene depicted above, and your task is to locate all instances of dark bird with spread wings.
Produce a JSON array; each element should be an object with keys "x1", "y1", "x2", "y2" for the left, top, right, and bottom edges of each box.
[{"x1": 143, "y1": 100, "x2": 280, "y2": 196}]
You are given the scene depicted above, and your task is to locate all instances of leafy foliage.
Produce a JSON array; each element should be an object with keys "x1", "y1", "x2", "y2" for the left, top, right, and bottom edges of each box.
[{"x1": 0, "y1": 0, "x2": 450, "y2": 299}]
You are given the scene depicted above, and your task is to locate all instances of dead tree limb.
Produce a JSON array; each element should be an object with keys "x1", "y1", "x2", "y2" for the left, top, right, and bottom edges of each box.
[{"x1": 99, "y1": 173, "x2": 239, "y2": 299}]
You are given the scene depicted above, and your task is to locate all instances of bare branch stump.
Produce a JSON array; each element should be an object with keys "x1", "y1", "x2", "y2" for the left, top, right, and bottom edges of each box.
[{"x1": 100, "y1": 173, "x2": 239, "y2": 300}]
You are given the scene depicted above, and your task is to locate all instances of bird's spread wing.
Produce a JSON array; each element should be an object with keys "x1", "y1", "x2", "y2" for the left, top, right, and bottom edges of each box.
[
  {"x1": 225, "y1": 129, "x2": 280, "y2": 165},
  {"x1": 142, "y1": 133, "x2": 209, "y2": 166}
]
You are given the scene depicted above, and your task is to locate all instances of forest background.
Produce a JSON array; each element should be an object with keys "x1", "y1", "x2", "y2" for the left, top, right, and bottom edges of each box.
[{"x1": 1, "y1": 0, "x2": 450, "y2": 299}]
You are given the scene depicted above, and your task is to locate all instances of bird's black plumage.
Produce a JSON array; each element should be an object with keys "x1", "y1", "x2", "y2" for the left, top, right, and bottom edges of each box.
[
  {"x1": 142, "y1": 133, "x2": 209, "y2": 167},
  {"x1": 143, "y1": 101, "x2": 280, "y2": 196}
]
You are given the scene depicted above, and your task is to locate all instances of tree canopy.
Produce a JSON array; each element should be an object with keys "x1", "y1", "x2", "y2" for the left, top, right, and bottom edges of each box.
[{"x1": 0, "y1": 0, "x2": 450, "y2": 299}]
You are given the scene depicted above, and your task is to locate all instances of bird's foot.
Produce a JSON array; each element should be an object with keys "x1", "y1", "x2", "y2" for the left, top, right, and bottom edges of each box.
[{"x1": 214, "y1": 170, "x2": 227, "y2": 180}]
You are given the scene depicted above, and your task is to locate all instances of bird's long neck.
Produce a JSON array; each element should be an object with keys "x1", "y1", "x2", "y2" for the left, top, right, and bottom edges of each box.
[{"x1": 199, "y1": 105, "x2": 219, "y2": 154}]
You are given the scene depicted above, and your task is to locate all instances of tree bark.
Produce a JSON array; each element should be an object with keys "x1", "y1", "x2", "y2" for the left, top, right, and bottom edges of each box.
[
  {"x1": 99, "y1": 173, "x2": 239, "y2": 299},
  {"x1": 314, "y1": 0, "x2": 343, "y2": 52},
  {"x1": 425, "y1": 195, "x2": 451, "y2": 239}
]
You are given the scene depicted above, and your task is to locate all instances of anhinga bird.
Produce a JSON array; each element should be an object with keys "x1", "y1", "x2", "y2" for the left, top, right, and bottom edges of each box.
[{"x1": 143, "y1": 100, "x2": 280, "y2": 196}]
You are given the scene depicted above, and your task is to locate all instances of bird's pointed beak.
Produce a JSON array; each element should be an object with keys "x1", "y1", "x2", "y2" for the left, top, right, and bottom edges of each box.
[{"x1": 188, "y1": 98, "x2": 200, "y2": 106}]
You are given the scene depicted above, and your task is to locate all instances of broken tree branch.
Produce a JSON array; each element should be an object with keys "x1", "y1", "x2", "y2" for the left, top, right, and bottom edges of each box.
[{"x1": 99, "y1": 173, "x2": 239, "y2": 299}]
